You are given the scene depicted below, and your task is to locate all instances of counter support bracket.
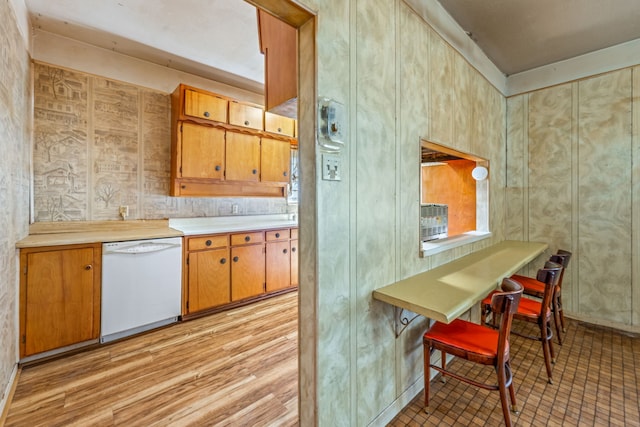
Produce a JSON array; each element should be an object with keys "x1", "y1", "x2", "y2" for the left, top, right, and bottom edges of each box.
[{"x1": 395, "y1": 307, "x2": 421, "y2": 338}]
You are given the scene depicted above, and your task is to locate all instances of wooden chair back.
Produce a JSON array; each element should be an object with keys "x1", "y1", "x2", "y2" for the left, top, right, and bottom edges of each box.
[
  {"x1": 491, "y1": 278, "x2": 523, "y2": 364},
  {"x1": 535, "y1": 261, "x2": 563, "y2": 317}
]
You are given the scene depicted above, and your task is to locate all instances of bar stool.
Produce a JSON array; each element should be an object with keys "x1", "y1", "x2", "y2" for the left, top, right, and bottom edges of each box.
[
  {"x1": 482, "y1": 261, "x2": 562, "y2": 384},
  {"x1": 512, "y1": 250, "x2": 572, "y2": 344},
  {"x1": 423, "y1": 278, "x2": 523, "y2": 426}
]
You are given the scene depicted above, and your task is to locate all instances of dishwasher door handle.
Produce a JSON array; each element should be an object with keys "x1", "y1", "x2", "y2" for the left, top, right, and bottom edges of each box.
[{"x1": 104, "y1": 242, "x2": 182, "y2": 255}]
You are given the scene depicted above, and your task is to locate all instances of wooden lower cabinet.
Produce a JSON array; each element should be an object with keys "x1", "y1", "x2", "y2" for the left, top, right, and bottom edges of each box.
[
  {"x1": 290, "y1": 238, "x2": 298, "y2": 287},
  {"x1": 231, "y1": 244, "x2": 265, "y2": 301},
  {"x1": 20, "y1": 243, "x2": 101, "y2": 357},
  {"x1": 184, "y1": 227, "x2": 297, "y2": 316},
  {"x1": 187, "y1": 247, "x2": 230, "y2": 312}
]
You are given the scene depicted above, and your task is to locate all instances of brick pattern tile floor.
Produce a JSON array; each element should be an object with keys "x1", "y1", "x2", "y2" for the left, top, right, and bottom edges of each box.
[{"x1": 388, "y1": 318, "x2": 640, "y2": 426}]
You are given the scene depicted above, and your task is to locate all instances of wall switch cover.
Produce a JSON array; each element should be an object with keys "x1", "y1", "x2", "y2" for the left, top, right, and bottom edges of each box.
[{"x1": 322, "y1": 153, "x2": 341, "y2": 181}]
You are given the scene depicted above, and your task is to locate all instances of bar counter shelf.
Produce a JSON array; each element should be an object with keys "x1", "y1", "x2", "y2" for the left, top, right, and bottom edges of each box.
[{"x1": 372, "y1": 240, "x2": 548, "y2": 336}]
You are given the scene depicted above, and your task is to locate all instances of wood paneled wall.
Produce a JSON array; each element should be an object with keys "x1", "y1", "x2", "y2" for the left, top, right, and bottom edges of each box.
[{"x1": 506, "y1": 67, "x2": 639, "y2": 331}]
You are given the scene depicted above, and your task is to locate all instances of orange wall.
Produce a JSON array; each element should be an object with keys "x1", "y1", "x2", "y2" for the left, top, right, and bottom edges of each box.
[{"x1": 421, "y1": 159, "x2": 476, "y2": 236}]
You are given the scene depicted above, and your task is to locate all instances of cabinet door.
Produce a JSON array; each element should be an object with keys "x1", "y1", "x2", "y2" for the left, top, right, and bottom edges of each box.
[
  {"x1": 231, "y1": 244, "x2": 265, "y2": 301},
  {"x1": 290, "y1": 239, "x2": 299, "y2": 287},
  {"x1": 184, "y1": 89, "x2": 228, "y2": 122},
  {"x1": 180, "y1": 123, "x2": 225, "y2": 179},
  {"x1": 266, "y1": 241, "x2": 291, "y2": 292},
  {"x1": 261, "y1": 137, "x2": 290, "y2": 183},
  {"x1": 265, "y1": 112, "x2": 295, "y2": 137},
  {"x1": 188, "y1": 247, "x2": 230, "y2": 312},
  {"x1": 23, "y1": 247, "x2": 99, "y2": 356},
  {"x1": 226, "y1": 132, "x2": 260, "y2": 182},
  {"x1": 228, "y1": 102, "x2": 264, "y2": 130}
]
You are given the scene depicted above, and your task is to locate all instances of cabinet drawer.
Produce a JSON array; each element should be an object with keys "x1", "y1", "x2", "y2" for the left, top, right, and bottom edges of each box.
[
  {"x1": 184, "y1": 89, "x2": 228, "y2": 122},
  {"x1": 231, "y1": 231, "x2": 264, "y2": 246},
  {"x1": 265, "y1": 112, "x2": 295, "y2": 137},
  {"x1": 229, "y1": 102, "x2": 264, "y2": 130},
  {"x1": 291, "y1": 228, "x2": 298, "y2": 239},
  {"x1": 266, "y1": 229, "x2": 290, "y2": 241},
  {"x1": 188, "y1": 235, "x2": 228, "y2": 251}
]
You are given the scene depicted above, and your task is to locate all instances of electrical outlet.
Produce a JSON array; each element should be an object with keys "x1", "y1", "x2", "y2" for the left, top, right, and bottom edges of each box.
[
  {"x1": 119, "y1": 205, "x2": 129, "y2": 219},
  {"x1": 232, "y1": 204, "x2": 239, "y2": 214},
  {"x1": 322, "y1": 153, "x2": 341, "y2": 181}
]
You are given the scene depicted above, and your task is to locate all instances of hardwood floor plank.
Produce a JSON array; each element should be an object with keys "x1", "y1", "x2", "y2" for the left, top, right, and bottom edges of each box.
[{"x1": 5, "y1": 291, "x2": 298, "y2": 426}]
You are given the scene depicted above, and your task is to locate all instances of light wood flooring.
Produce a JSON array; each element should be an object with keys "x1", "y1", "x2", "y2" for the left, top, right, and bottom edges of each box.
[
  {"x1": 4, "y1": 291, "x2": 298, "y2": 427},
  {"x1": 6, "y1": 290, "x2": 640, "y2": 426}
]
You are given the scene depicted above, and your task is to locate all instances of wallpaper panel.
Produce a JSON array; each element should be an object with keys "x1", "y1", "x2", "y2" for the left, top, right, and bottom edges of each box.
[
  {"x1": 0, "y1": 0, "x2": 30, "y2": 409},
  {"x1": 527, "y1": 84, "x2": 573, "y2": 276},
  {"x1": 577, "y1": 70, "x2": 632, "y2": 324},
  {"x1": 32, "y1": 63, "x2": 288, "y2": 222}
]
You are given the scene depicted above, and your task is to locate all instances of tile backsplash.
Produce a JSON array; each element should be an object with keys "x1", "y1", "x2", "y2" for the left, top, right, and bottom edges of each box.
[{"x1": 33, "y1": 62, "x2": 290, "y2": 222}]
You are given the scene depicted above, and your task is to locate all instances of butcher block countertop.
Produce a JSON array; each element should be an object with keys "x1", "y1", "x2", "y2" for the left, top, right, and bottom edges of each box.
[
  {"x1": 16, "y1": 215, "x2": 298, "y2": 248},
  {"x1": 16, "y1": 220, "x2": 183, "y2": 248}
]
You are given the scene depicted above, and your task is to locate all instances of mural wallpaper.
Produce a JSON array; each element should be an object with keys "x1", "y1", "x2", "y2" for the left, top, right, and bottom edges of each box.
[{"x1": 33, "y1": 62, "x2": 290, "y2": 222}]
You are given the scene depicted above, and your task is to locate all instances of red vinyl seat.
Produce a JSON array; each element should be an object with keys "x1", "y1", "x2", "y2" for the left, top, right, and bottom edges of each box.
[
  {"x1": 512, "y1": 250, "x2": 572, "y2": 343},
  {"x1": 482, "y1": 261, "x2": 563, "y2": 384},
  {"x1": 424, "y1": 278, "x2": 523, "y2": 427}
]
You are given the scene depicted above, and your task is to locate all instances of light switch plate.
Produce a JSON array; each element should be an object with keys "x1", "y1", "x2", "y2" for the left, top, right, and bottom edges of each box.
[{"x1": 322, "y1": 153, "x2": 341, "y2": 181}]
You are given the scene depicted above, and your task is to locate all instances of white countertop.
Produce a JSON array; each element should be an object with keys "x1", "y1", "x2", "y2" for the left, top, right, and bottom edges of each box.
[{"x1": 169, "y1": 214, "x2": 298, "y2": 235}]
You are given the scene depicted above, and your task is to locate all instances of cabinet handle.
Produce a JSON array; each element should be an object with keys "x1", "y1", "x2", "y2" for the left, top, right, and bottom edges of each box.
[
  {"x1": 252, "y1": 169, "x2": 257, "y2": 175},
  {"x1": 215, "y1": 165, "x2": 221, "y2": 171},
  {"x1": 205, "y1": 240, "x2": 212, "y2": 246},
  {"x1": 204, "y1": 111, "x2": 210, "y2": 118},
  {"x1": 292, "y1": 247, "x2": 297, "y2": 253},
  {"x1": 283, "y1": 249, "x2": 288, "y2": 254},
  {"x1": 244, "y1": 236, "x2": 251, "y2": 242},
  {"x1": 220, "y1": 258, "x2": 227, "y2": 264},
  {"x1": 233, "y1": 256, "x2": 239, "y2": 262},
  {"x1": 244, "y1": 120, "x2": 250, "y2": 126},
  {"x1": 275, "y1": 232, "x2": 280, "y2": 238},
  {"x1": 84, "y1": 265, "x2": 92, "y2": 270}
]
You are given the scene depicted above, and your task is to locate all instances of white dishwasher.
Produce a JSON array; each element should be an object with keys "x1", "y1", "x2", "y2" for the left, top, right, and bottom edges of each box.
[{"x1": 101, "y1": 237, "x2": 182, "y2": 343}]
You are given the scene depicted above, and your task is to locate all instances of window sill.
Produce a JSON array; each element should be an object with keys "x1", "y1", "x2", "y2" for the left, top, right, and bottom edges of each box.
[{"x1": 420, "y1": 231, "x2": 492, "y2": 257}]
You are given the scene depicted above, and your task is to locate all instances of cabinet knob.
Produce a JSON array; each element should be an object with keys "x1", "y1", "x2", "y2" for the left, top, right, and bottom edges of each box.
[
  {"x1": 204, "y1": 111, "x2": 210, "y2": 118},
  {"x1": 205, "y1": 240, "x2": 212, "y2": 246},
  {"x1": 84, "y1": 265, "x2": 92, "y2": 270},
  {"x1": 215, "y1": 165, "x2": 221, "y2": 171},
  {"x1": 275, "y1": 233, "x2": 280, "y2": 238},
  {"x1": 292, "y1": 247, "x2": 297, "y2": 253},
  {"x1": 283, "y1": 249, "x2": 288, "y2": 254},
  {"x1": 181, "y1": 185, "x2": 186, "y2": 189},
  {"x1": 244, "y1": 236, "x2": 251, "y2": 242},
  {"x1": 283, "y1": 171, "x2": 288, "y2": 177},
  {"x1": 220, "y1": 258, "x2": 227, "y2": 264},
  {"x1": 252, "y1": 169, "x2": 257, "y2": 175},
  {"x1": 233, "y1": 256, "x2": 239, "y2": 262},
  {"x1": 277, "y1": 127, "x2": 282, "y2": 132},
  {"x1": 244, "y1": 120, "x2": 250, "y2": 126}
]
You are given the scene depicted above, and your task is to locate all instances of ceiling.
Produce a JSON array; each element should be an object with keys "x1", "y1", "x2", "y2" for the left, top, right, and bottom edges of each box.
[
  {"x1": 438, "y1": 0, "x2": 640, "y2": 76},
  {"x1": 24, "y1": 0, "x2": 640, "y2": 90}
]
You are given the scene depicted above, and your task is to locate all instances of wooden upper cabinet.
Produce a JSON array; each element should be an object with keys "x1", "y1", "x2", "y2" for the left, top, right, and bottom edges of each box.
[
  {"x1": 180, "y1": 123, "x2": 225, "y2": 180},
  {"x1": 226, "y1": 132, "x2": 260, "y2": 182},
  {"x1": 258, "y1": 9, "x2": 297, "y2": 118},
  {"x1": 265, "y1": 111, "x2": 295, "y2": 137},
  {"x1": 170, "y1": 84, "x2": 292, "y2": 197},
  {"x1": 20, "y1": 244, "x2": 101, "y2": 357},
  {"x1": 184, "y1": 88, "x2": 228, "y2": 122},
  {"x1": 261, "y1": 137, "x2": 290, "y2": 183},
  {"x1": 228, "y1": 101, "x2": 264, "y2": 131}
]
